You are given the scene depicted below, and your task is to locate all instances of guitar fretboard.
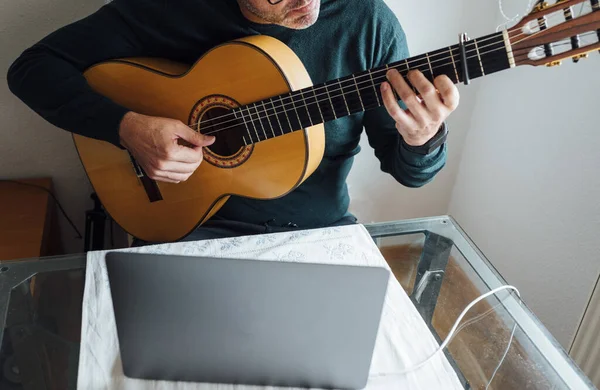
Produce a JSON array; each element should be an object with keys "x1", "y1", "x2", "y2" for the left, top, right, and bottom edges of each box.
[{"x1": 219, "y1": 31, "x2": 511, "y2": 144}]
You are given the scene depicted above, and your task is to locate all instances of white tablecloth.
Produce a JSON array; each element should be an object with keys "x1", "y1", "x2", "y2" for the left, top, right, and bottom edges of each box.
[{"x1": 77, "y1": 224, "x2": 462, "y2": 389}]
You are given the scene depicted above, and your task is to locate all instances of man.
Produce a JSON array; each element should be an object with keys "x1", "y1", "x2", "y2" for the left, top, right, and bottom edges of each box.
[{"x1": 7, "y1": 0, "x2": 459, "y2": 242}]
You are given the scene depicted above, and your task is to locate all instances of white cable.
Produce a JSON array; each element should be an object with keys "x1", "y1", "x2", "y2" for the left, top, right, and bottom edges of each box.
[
  {"x1": 486, "y1": 322, "x2": 517, "y2": 389},
  {"x1": 372, "y1": 285, "x2": 521, "y2": 378},
  {"x1": 496, "y1": 0, "x2": 535, "y2": 31}
]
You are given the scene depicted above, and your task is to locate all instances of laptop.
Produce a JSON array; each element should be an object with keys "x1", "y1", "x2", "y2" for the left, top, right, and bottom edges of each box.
[{"x1": 105, "y1": 252, "x2": 390, "y2": 389}]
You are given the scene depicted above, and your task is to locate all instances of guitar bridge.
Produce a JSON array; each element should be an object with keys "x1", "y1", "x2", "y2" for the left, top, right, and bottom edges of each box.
[
  {"x1": 128, "y1": 152, "x2": 144, "y2": 178},
  {"x1": 128, "y1": 152, "x2": 163, "y2": 203}
]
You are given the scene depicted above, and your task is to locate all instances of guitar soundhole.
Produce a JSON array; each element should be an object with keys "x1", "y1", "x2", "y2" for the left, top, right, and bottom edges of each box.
[
  {"x1": 199, "y1": 106, "x2": 246, "y2": 157},
  {"x1": 189, "y1": 95, "x2": 254, "y2": 169}
]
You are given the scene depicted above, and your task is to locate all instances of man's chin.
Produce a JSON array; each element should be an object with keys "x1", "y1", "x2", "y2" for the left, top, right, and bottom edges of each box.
[{"x1": 285, "y1": 11, "x2": 319, "y2": 29}]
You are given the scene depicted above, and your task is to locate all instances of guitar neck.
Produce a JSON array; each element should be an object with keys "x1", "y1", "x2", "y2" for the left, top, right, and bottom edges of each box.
[{"x1": 232, "y1": 31, "x2": 512, "y2": 144}]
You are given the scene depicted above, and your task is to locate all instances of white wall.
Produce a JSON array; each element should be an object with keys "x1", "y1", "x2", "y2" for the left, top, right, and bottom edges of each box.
[
  {"x1": 448, "y1": 0, "x2": 600, "y2": 347},
  {"x1": 348, "y1": 0, "x2": 496, "y2": 222},
  {"x1": 348, "y1": 0, "x2": 464, "y2": 222},
  {"x1": 0, "y1": 0, "x2": 100, "y2": 254}
]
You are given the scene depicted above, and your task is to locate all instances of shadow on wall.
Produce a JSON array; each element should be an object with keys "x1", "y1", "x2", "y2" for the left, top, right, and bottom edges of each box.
[{"x1": 1, "y1": 0, "x2": 113, "y2": 254}]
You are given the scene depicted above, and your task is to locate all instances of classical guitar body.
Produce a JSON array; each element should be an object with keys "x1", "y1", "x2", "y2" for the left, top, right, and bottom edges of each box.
[{"x1": 73, "y1": 35, "x2": 325, "y2": 242}]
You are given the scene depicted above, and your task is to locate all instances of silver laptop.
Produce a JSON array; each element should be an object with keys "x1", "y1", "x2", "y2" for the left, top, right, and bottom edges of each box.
[{"x1": 105, "y1": 252, "x2": 389, "y2": 389}]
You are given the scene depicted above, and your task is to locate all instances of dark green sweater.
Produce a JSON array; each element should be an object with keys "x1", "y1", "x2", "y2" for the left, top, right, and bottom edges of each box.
[{"x1": 7, "y1": 0, "x2": 446, "y2": 229}]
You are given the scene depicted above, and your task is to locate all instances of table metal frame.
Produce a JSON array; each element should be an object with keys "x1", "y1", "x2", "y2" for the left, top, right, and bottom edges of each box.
[{"x1": 0, "y1": 215, "x2": 594, "y2": 389}]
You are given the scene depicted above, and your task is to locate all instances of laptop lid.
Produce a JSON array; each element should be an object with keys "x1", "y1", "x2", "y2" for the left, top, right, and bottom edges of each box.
[{"x1": 105, "y1": 252, "x2": 389, "y2": 389}]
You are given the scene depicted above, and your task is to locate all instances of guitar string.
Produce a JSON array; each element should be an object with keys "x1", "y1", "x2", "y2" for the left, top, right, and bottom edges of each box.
[
  {"x1": 187, "y1": 5, "x2": 593, "y2": 132},
  {"x1": 203, "y1": 32, "x2": 597, "y2": 141},
  {"x1": 189, "y1": 7, "x2": 593, "y2": 133},
  {"x1": 252, "y1": 36, "x2": 596, "y2": 136},
  {"x1": 203, "y1": 36, "x2": 594, "y2": 141},
  {"x1": 195, "y1": 33, "x2": 593, "y2": 142},
  {"x1": 190, "y1": 5, "x2": 594, "y2": 133},
  {"x1": 197, "y1": 38, "x2": 592, "y2": 138},
  {"x1": 188, "y1": 8, "x2": 594, "y2": 136},
  {"x1": 225, "y1": 11, "x2": 593, "y2": 129},
  {"x1": 189, "y1": 34, "x2": 505, "y2": 133},
  {"x1": 197, "y1": 37, "x2": 507, "y2": 136}
]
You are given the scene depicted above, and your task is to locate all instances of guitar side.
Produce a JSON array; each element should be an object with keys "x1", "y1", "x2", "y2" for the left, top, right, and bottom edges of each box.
[{"x1": 73, "y1": 35, "x2": 325, "y2": 242}]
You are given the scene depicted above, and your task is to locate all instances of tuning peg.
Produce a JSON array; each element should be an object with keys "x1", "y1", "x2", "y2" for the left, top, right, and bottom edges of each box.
[
  {"x1": 546, "y1": 60, "x2": 562, "y2": 67},
  {"x1": 531, "y1": 0, "x2": 570, "y2": 13},
  {"x1": 532, "y1": 1, "x2": 549, "y2": 13},
  {"x1": 572, "y1": 53, "x2": 589, "y2": 62}
]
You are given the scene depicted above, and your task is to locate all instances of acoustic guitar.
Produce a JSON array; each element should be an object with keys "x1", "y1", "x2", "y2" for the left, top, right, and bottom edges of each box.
[{"x1": 73, "y1": 0, "x2": 600, "y2": 242}]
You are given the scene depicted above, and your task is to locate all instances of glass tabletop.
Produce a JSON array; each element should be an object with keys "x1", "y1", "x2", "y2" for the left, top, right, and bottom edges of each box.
[{"x1": 0, "y1": 216, "x2": 594, "y2": 390}]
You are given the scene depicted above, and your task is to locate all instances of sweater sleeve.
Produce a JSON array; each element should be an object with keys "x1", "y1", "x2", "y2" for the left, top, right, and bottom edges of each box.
[
  {"x1": 6, "y1": 0, "x2": 163, "y2": 147},
  {"x1": 362, "y1": 17, "x2": 447, "y2": 188}
]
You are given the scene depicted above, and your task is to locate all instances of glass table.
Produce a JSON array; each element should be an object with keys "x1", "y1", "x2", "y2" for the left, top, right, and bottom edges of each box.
[{"x1": 0, "y1": 216, "x2": 594, "y2": 390}]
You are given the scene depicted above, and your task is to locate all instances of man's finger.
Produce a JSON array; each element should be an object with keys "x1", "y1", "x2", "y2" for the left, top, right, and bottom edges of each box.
[
  {"x1": 168, "y1": 143, "x2": 205, "y2": 163},
  {"x1": 386, "y1": 70, "x2": 428, "y2": 124},
  {"x1": 408, "y1": 71, "x2": 443, "y2": 111},
  {"x1": 434, "y1": 75, "x2": 460, "y2": 111},
  {"x1": 147, "y1": 174, "x2": 180, "y2": 184},
  {"x1": 154, "y1": 160, "x2": 201, "y2": 174},
  {"x1": 381, "y1": 82, "x2": 416, "y2": 129},
  {"x1": 177, "y1": 125, "x2": 216, "y2": 147},
  {"x1": 152, "y1": 171, "x2": 191, "y2": 183}
]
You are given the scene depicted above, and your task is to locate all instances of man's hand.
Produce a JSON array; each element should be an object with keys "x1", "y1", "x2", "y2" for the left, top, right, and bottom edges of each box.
[
  {"x1": 119, "y1": 112, "x2": 215, "y2": 183},
  {"x1": 381, "y1": 69, "x2": 459, "y2": 147}
]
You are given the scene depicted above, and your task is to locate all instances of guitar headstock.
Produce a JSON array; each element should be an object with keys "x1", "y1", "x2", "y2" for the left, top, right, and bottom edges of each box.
[{"x1": 510, "y1": 0, "x2": 600, "y2": 66}]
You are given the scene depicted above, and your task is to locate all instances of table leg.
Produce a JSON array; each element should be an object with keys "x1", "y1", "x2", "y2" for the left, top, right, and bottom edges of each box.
[
  {"x1": 410, "y1": 232, "x2": 453, "y2": 324},
  {"x1": 0, "y1": 255, "x2": 86, "y2": 348},
  {"x1": 5, "y1": 283, "x2": 48, "y2": 389},
  {"x1": 0, "y1": 256, "x2": 85, "y2": 389},
  {"x1": 409, "y1": 232, "x2": 472, "y2": 389}
]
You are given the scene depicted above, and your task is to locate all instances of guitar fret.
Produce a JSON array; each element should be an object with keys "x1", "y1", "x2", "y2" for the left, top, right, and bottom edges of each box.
[
  {"x1": 270, "y1": 98, "x2": 285, "y2": 136},
  {"x1": 425, "y1": 52, "x2": 434, "y2": 78},
  {"x1": 246, "y1": 106, "x2": 260, "y2": 142},
  {"x1": 473, "y1": 39, "x2": 486, "y2": 76},
  {"x1": 324, "y1": 83, "x2": 337, "y2": 119},
  {"x1": 475, "y1": 32, "x2": 511, "y2": 76},
  {"x1": 253, "y1": 103, "x2": 268, "y2": 140},
  {"x1": 289, "y1": 92, "x2": 303, "y2": 129},
  {"x1": 449, "y1": 46, "x2": 460, "y2": 83},
  {"x1": 299, "y1": 89, "x2": 313, "y2": 126},
  {"x1": 384, "y1": 63, "x2": 399, "y2": 100},
  {"x1": 262, "y1": 101, "x2": 276, "y2": 138},
  {"x1": 311, "y1": 87, "x2": 325, "y2": 122},
  {"x1": 338, "y1": 79, "x2": 351, "y2": 115},
  {"x1": 352, "y1": 74, "x2": 365, "y2": 111},
  {"x1": 405, "y1": 59, "x2": 418, "y2": 95},
  {"x1": 368, "y1": 70, "x2": 381, "y2": 106},
  {"x1": 280, "y1": 96, "x2": 294, "y2": 133},
  {"x1": 234, "y1": 108, "x2": 252, "y2": 144}
]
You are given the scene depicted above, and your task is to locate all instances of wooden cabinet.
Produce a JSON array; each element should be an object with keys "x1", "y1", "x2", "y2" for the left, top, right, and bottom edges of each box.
[{"x1": 0, "y1": 178, "x2": 62, "y2": 261}]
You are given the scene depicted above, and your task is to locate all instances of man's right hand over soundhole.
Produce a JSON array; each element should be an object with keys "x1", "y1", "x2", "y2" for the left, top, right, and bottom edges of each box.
[{"x1": 118, "y1": 111, "x2": 215, "y2": 183}]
